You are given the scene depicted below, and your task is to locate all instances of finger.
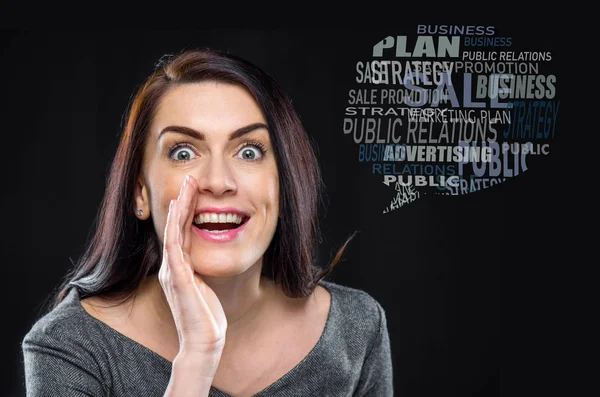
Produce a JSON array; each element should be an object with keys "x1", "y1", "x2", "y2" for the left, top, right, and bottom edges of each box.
[
  {"x1": 176, "y1": 175, "x2": 188, "y2": 247},
  {"x1": 181, "y1": 176, "x2": 199, "y2": 255},
  {"x1": 176, "y1": 175, "x2": 194, "y2": 250},
  {"x1": 159, "y1": 200, "x2": 176, "y2": 291},
  {"x1": 164, "y1": 200, "x2": 185, "y2": 273}
]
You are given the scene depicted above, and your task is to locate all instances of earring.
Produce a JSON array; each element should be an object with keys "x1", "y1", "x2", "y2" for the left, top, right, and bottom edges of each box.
[{"x1": 137, "y1": 209, "x2": 143, "y2": 216}]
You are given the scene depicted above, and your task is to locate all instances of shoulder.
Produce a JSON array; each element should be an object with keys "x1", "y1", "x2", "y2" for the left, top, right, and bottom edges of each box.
[
  {"x1": 22, "y1": 288, "x2": 102, "y2": 352},
  {"x1": 319, "y1": 279, "x2": 386, "y2": 319},
  {"x1": 22, "y1": 288, "x2": 114, "y2": 395},
  {"x1": 319, "y1": 282, "x2": 394, "y2": 395},
  {"x1": 318, "y1": 279, "x2": 388, "y2": 343}
]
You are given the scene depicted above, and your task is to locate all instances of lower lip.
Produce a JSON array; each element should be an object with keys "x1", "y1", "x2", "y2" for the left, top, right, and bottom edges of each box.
[{"x1": 192, "y1": 218, "x2": 249, "y2": 242}]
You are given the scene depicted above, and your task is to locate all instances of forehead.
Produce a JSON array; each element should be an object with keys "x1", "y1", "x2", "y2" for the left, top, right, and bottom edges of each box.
[{"x1": 152, "y1": 82, "x2": 266, "y2": 136}]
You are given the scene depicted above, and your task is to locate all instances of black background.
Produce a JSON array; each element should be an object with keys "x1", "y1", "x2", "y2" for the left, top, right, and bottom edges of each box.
[{"x1": 1, "y1": 27, "x2": 573, "y2": 396}]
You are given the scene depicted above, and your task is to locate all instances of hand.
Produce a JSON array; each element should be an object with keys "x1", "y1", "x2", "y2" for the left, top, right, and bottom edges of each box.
[{"x1": 158, "y1": 175, "x2": 227, "y2": 367}]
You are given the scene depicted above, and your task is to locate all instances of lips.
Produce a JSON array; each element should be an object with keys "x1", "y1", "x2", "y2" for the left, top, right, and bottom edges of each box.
[
  {"x1": 194, "y1": 206, "x2": 249, "y2": 218},
  {"x1": 191, "y1": 206, "x2": 251, "y2": 242},
  {"x1": 192, "y1": 216, "x2": 249, "y2": 242}
]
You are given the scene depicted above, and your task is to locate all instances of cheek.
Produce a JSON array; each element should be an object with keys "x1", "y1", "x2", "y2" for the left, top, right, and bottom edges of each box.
[
  {"x1": 149, "y1": 178, "x2": 181, "y2": 242},
  {"x1": 239, "y1": 171, "x2": 279, "y2": 216},
  {"x1": 270, "y1": 177, "x2": 280, "y2": 215},
  {"x1": 260, "y1": 172, "x2": 279, "y2": 213}
]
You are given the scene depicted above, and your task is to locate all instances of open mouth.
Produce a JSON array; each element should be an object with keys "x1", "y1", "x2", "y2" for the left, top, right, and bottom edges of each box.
[{"x1": 192, "y1": 214, "x2": 250, "y2": 233}]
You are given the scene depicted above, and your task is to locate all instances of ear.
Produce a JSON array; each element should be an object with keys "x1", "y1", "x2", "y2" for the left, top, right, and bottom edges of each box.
[{"x1": 134, "y1": 175, "x2": 151, "y2": 220}]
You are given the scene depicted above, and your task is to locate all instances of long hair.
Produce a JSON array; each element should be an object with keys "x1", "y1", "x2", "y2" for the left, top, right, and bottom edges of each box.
[{"x1": 49, "y1": 48, "x2": 356, "y2": 310}]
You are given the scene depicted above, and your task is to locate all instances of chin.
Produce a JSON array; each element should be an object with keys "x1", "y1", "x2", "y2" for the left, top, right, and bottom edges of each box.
[
  {"x1": 192, "y1": 265, "x2": 246, "y2": 277},
  {"x1": 190, "y1": 252, "x2": 261, "y2": 278}
]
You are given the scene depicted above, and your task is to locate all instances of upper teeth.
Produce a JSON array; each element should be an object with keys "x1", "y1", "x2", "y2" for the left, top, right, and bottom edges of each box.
[{"x1": 194, "y1": 213, "x2": 244, "y2": 224}]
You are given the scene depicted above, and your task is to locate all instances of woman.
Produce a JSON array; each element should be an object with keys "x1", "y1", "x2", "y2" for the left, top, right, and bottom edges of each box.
[{"x1": 22, "y1": 48, "x2": 393, "y2": 396}]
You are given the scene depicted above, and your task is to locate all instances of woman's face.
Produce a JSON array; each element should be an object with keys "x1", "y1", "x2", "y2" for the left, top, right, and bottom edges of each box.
[{"x1": 136, "y1": 82, "x2": 279, "y2": 277}]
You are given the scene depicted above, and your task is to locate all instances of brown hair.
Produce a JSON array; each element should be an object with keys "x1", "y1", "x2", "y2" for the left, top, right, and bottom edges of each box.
[{"x1": 50, "y1": 48, "x2": 356, "y2": 310}]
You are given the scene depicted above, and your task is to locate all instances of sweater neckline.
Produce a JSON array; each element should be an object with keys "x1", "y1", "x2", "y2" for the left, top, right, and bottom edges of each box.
[{"x1": 68, "y1": 280, "x2": 337, "y2": 397}]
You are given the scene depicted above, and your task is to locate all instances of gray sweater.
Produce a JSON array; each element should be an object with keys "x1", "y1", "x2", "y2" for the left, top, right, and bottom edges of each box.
[{"x1": 22, "y1": 280, "x2": 393, "y2": 396}]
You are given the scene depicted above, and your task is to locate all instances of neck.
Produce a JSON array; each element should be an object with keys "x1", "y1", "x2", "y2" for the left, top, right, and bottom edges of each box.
[{"x1": 138, "y1": 263, "x2": 277, "y2": 339}]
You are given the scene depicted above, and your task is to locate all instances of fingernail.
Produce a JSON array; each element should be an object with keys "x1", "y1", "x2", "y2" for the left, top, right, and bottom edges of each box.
[
  {"x1": 183, "y1": 175, "x2": 189, "y2": 187},
  {"x1": 169, "y1": 200, "x2": 174, "y2": 210}
]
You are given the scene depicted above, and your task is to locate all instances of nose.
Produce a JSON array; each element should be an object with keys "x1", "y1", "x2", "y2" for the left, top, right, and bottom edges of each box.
[{"x1": 195, "y1": 155, "x2": 237, "y2": 196}]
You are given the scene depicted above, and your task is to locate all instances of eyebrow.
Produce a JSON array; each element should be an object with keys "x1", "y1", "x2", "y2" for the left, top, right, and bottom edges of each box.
[{"x1": 158, "y1": 123, "x2": 269, "y2": 141}]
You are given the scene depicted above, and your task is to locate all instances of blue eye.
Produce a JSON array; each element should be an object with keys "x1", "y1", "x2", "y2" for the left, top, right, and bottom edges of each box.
[
  {"x1": 168, "y1": 140, "x2": 267, "y2": 163},
  {"x1": 236, "y1": 140, "x2": 267, "y2": 161},
  {"x1": 237, "y1": 146, "x2": 262, "y2": 161},
  {"x1": 169, "y1": 144, "x2": 197, "y2": 162}
]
